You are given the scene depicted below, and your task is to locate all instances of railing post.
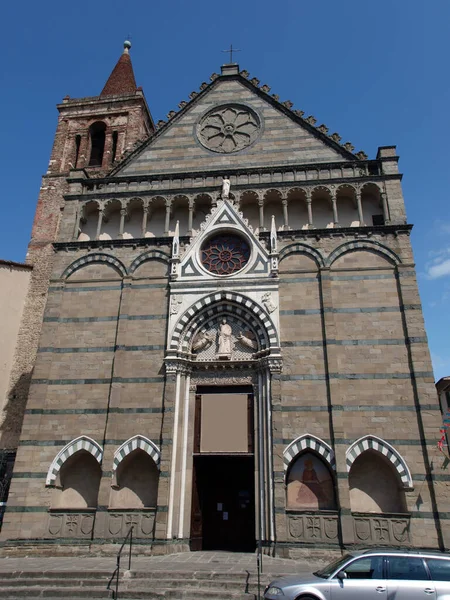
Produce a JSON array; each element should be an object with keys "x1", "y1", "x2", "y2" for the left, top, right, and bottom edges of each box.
[{"x1": 128, "y1": 526, "x2": 133, "y2": 571}]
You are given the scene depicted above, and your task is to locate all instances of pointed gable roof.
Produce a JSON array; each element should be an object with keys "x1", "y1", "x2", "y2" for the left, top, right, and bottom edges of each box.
[
  {"x1": 110, "y1": 63, "x2": 368, "y2": 176},
  {"x1": 100, "y1": 41, "x2": 137, "y2": 97},
  {"x1": 177, "y1": 198, "x2": 271, "y2": 281}
]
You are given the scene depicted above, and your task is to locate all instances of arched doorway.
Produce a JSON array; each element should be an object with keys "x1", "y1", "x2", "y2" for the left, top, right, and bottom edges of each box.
[{"x1": 165, "y1": 292, "x2": 281, "y2": 552}]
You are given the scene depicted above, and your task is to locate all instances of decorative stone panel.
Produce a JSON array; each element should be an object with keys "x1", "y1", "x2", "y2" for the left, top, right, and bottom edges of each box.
[
  {"x1": 197, "y1": 104, "x2": 261, "y2": 153},
  {"x1": 287, "y1": 512, "x2": 339, "y2": 544},
  {"x1": 48, "y1": 511, "x2": 95, "y2": 538},
  {"x1": 106, "y1": 510, "x2": 156, "y2": 539},
  {"x1": 353, "y1": 514, "x2": 411, "y2": 545}
]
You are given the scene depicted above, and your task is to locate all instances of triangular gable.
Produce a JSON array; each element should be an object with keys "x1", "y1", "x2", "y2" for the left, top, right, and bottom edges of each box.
[
  {"x1": 177, "y1": 199, "x2": 270, "y2": 281},
  {"x1": 111, "y1": 69, "x2": 365, "y2": 177}
]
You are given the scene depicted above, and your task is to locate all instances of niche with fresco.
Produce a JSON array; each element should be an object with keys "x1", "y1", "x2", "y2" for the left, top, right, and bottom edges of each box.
[{"x1": 286, "y1": 451, "x2": 337, "y2": 510}]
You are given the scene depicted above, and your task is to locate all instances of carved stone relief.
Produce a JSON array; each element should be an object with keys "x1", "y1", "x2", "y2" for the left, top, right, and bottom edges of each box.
[
  {"x1": 191, "y1": 316, "x2": 259, "y2": 361},
  {"x1": 48, "y1": 512, "x2": 94, "y2": 539},
  {"x1": 287, "y1": 513, "x2": 339, "y2": 543},
  {"x1": 353, "y1": 515, "x2": 411, "y2": 545},
  {"x1": 193, "y1": 372, "x2": 256, "y2": 387},
  {"x1": 170, "y1": 296, "x2": 182, "y2": 314},
  {"x1": 106, "y1": 511, "x2": 156, "y2": 539},
  {"x1": 262, "y1": 292, "x2": 277, "y2": 313},
  {"x1": 197, "y1": 105, "x2": 261, "y2": 153}
]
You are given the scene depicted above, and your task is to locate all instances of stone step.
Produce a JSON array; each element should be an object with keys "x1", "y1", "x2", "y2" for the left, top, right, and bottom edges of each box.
[
  {"x1": 0, "y1": 588, "x2": 258, "y2": 600},
  {"x1": 0, "y1": 577, "x2": 265, "y2": 592}
]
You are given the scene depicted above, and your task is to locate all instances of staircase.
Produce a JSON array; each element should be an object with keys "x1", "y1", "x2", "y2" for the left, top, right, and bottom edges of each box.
[{"x1": 0, "y1": 568, "x2": 279, "y2": 599}]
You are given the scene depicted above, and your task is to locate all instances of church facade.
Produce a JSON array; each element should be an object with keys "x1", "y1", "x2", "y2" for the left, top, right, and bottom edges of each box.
[{"x1": 1, "y1": 43, "x2": 448, "y2": 556}]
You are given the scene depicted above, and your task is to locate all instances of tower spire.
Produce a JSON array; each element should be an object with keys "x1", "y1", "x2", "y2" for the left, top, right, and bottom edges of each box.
[{"x1": 100, "y1": 40, "x2": 137, "y2": 97}]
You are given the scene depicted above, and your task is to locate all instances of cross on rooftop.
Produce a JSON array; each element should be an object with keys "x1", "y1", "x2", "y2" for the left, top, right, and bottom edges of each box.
[{"x1": 222, "y1": 44, "x2": 241, "y2": 64}]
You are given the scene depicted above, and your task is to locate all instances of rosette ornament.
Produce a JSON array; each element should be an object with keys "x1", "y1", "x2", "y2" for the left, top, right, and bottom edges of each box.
[
  {"x1": 201, "y1": 234, "x2": 250, "y2": 275},
  {"x1": 197, "y1": 105, "x2": 260, "y2": 153}
]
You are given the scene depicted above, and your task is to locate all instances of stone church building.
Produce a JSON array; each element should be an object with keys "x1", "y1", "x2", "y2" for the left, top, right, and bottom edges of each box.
[{"x1": 0, "y1": 42, "x2": 447, "y2": 556}]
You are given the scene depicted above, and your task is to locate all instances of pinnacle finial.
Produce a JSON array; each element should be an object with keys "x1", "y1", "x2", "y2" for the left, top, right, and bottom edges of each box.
[{"x1": 123, "y1": 40, "x2": 131, "y2": 53}]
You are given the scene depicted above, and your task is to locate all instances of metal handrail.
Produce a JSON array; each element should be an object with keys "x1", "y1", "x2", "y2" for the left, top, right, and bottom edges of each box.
[
  {"x1": 256, "y1": 539, "x2": 263, "y2": 599},
  {"x1": 107, "y1": 526, "x2": 133, "y2": 599}
]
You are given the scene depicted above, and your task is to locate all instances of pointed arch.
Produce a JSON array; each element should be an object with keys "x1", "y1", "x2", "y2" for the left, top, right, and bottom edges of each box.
[
  {"x1": 113, "y1": 435, "x2": 161, "y2": 472},
  {"x1": 283, "y1": 434, "x2": 335, "y2": 473},
  {"x1": 279, "y1": 242, "x2": 325, "y2": 268},
  {"x1": 129, "y1": 249, "x2": 171, "y2": 274},
  {"x1": 61, "y1": 252, "x2": 127, "y2": 279},
  {"x1": 326, "y1": 239, "x2": 401, "y2": 267},
  {"x1": 169, "y1": 291, "x2": 279, "y2": 353},
  {"x1": 46, "y1": 436, "x2": 103, "y2": 486},
  {"x1": 346, "y1": 435, "x2": 412, "y2": 488}
]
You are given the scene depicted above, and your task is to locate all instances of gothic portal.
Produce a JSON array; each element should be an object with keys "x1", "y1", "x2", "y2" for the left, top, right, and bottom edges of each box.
[{"x1": 1, "y1": 42, "x2": 448, "y2": 557}]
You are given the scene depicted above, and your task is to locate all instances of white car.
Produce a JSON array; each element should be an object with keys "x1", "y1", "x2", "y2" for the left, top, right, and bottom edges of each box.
[{"x1": 264, "y1": 550, "x2": 450, "y2": 599}]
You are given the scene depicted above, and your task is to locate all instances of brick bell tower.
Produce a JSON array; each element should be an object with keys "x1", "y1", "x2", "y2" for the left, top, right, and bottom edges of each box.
[{"x1": 1, "y1": 41, "x2": 154, "y2": 450}]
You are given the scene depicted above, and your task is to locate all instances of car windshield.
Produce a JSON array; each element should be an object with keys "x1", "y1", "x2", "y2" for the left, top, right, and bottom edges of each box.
[{"x1": 314, "y1": 554, "x2": 354, "y2": 579}]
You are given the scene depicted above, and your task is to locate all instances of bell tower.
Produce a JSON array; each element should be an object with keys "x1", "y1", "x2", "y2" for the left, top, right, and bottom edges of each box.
[
  {"x1": 1, "y1": 42, "x2": 154, "y2": 451},
  {"x1": 47, "y1": 40, "x2": 154, "y2": 176}
]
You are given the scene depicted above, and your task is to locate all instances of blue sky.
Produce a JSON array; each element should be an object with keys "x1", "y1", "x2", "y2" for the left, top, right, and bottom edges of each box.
[{"x1": 1, "y1": 0, "x2": 449, "y2": 379}]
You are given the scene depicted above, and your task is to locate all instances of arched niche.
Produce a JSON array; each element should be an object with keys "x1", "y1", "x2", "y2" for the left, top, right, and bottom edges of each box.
[
  {"x1": 51, "y1": 450, "x2": 101, "y2": 509},
  {"x1": 171, "y1": 195, "x2": 190, "y2": 236},
  {"x1": 311, "y1": 187, "x2": 333, "y2": 229},
  {"x1": 78, "y1": 201, "x2": 100, "y2": 241},
  {"x1": 264, "y1": 189, "x2": 284, "y2": 231},
  {"x1": 286, "y1": 188, "x2": 308, "y2": 230},
  {"x1": 123, "y1": 198, "x2": 144, "y2": 239},
  {"x1": 286, "y1": 450, "x2": 337, "y2": 510},
  {"x1": 349, "y1": 450, "x2": 407, "y2": 513},
  {"x1": 239, "y1": 190, "x2": 260, "y2": 232},
  {"x1": 192, "y1": 194, "x2": 212, "y2": 234},
  {"x1": 146, "y1": 197, "x2": 166, "y2": 237},
  {"x1": 100, "y1": 200, "x2": 122, "y2": 240},
  {"x1": 109, "y1": 448, "x2": 159, "y2": 509}
]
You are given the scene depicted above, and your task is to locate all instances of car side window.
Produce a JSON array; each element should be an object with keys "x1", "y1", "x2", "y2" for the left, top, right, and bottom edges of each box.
[
  {"x1": 426, "y1": 559, "x2": 450, "y2": 581},
  {"x1": 342, "y1": 557, "x2": 384, "y2": 580},
  {"x1": 388, "y1": 557, "x2": 429, "y2": 581}
]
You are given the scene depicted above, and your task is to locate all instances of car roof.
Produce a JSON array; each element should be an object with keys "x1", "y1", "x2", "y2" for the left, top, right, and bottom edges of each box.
[{"x1": 353, "y1": 549, "x2": 450, "y2": 559}]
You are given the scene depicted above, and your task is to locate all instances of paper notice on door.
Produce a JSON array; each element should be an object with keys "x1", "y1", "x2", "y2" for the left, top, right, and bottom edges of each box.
[
  {"x1": 217, "y1": 503, "x2": 223, "y2": 511},
  {"x1": 223, "y1": 512, "x2": 228, "y2": 521}
]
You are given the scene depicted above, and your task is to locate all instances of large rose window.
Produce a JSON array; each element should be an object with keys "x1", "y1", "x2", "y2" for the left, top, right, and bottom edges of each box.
[
  {"x1": 201, "y1": 234, "x2": 250, "y2": 275},
  {"x1": 197, "y1": 104, "x2": 260, "y2": 153}
]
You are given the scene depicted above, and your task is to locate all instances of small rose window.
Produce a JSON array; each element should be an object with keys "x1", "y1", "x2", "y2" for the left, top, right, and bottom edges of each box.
[{"x1": 201, "y1": 234, "x2": 250, "y2": 275}]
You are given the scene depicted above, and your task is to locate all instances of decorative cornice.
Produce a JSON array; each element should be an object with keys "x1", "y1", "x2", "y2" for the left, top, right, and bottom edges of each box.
[{"x1": 53, "y1": 224, "x2": 412, "y2": 253}]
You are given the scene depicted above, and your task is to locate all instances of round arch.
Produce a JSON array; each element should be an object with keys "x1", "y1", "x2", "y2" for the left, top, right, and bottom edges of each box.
[
  {"x1": 279, "y1": 242, "x2": 325, "y2": 268},
  {"x1": 346, "y1": 435, "x2": 413, "y2": 489},
  {"x1": 61, "y1": 252, "x2": 127, "y2": 279},
  {"x1": 46, "y1": 436, "x2": 103, "y2": 486},
  {"x1": 169, "y1": 291, "x2": 279, "y2": 353},
  {"x1": 326, "y1": 239, "x2": 401, "y2": 267},
  {"x1": 129, "y1": 249, "x2": 171, "y2": 274}
]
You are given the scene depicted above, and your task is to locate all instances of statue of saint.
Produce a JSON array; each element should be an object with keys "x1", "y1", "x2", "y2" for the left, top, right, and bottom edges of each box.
[
  {"x1": 221, "y1": 176, "x2": 231, "y2": 199},
  {"x1": 217, "y1": 318, "x2": 232, "y2": 357}
]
